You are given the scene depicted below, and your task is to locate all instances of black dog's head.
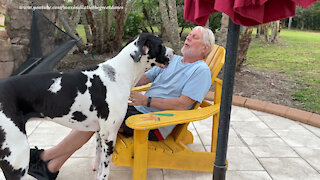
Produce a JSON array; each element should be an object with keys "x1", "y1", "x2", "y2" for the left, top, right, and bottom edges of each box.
[{"x1": 125, "y1": 33, "x2": 174, "y2": 69}]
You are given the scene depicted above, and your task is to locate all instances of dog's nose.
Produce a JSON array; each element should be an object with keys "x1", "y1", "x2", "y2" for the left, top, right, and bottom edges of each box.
[{"x1": 158, "y1": 64, "x2": 169, "y2": 68}]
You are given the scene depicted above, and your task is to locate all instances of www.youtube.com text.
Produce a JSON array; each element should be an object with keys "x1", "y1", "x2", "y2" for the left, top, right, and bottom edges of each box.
[{"x1": 19, "y1": 5, "x2": 123, "y2": 11}]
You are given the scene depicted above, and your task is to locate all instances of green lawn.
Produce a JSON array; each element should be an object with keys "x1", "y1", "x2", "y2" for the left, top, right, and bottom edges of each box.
[{"x1": 246, "y1": 29, "x2": 320, "y2": 113}]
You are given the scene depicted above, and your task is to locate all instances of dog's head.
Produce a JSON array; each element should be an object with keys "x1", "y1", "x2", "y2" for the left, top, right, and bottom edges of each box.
[{"x1": 127, "y1": 33, "x2": 174, "y2": 70}]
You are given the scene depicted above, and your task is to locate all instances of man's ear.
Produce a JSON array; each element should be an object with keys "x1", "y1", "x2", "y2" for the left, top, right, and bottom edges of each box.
[{"x1": 202, "y1": 44, "x2": 210, "y2": 54}]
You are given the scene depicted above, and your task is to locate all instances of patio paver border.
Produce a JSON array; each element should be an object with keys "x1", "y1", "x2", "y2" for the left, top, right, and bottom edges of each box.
[{"x1": 232, "y1": 96, "x2": 320, "y2": 128}]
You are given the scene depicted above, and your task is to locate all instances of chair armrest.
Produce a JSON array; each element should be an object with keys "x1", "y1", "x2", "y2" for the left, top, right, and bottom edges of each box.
[
  {"x1": 132, "y1": 83, "x2": 151, "y2": 92},
  {"x1": 126, "y1": 104, "x2": 220, "y2": 130}
]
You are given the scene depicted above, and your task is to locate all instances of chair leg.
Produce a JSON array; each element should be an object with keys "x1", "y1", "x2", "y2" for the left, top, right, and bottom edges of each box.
[{"x1": 133, "y1": 130, "x2": 149, "y2": 180}]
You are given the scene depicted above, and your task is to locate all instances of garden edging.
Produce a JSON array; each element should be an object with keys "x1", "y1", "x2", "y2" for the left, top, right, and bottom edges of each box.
[{"x1": 232, "y1": 96, "x2": 320, "y2": 128}]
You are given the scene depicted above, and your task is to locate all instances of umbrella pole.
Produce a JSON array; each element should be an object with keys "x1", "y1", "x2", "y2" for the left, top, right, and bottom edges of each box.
[{"x1": 213, "y1": 18, "x2": 240, "y2": 180}]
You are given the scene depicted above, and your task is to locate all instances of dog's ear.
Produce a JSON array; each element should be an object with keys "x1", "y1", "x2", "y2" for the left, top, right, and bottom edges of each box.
[{"x1": 142, "y1": 46, "x2": 149, "y2": 55}]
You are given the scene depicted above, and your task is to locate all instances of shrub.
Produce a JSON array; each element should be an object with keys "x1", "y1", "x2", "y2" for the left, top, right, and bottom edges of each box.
[{"x1": 123, "y1": 12, "x2": 144, "y2": 37}]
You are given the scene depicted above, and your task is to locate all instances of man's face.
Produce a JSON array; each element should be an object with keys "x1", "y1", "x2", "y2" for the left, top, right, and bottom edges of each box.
[{"x1": 181, "y1": 28, "x2": 207, "y2": 58}]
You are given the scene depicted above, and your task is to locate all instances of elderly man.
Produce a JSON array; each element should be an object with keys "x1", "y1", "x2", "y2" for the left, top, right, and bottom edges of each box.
[{"x1": 28, "y1": 26, "x2": 215, "y2": 180}]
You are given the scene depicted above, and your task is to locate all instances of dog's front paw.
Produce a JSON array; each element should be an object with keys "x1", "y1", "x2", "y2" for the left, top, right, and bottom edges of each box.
[
  {"x1": 96, "y1": 166, "x2": 109, "y2": 180},
  {"x1": 93, "y1": 156, "x2": 100, "y2": 172},
  {"x1": 93, "y1": 148, "x2": 102, "y2": 172}
]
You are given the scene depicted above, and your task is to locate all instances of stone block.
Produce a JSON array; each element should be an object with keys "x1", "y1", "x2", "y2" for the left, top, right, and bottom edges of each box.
[
  {"x1": 5, "y1": 1, "x2": 31, "y2": 41},
  {"x1": 285, "y1": 108, "x2": 312, "y2": 124},
  {"x1": 11, "y1": 37, "x2": 21, "y2": 44},
  {"x1": 308, "y1": 113, "x2": 320, "y2": 128},
  {"x1": 20, "y1": 38, "x2": 30, "y2": 46},
  {"x1": 0, "y1": 30, "x2": 9, "y2": 40},
  {"x1": 244, "y1": 98, "x2": 268, "y2": 112},
  {"x1": 264, "y1": 103, "x2": 289, "y2": 117},
  {"x1": 11, "y1": 44, "x2": 28, "y2": 69},
  {"x1": 0, "y1": 61, "x2": 14, "y2": 78},
  {"x1": 0, "y1": 39, "x2": 14, "y2": 62},
  {"x1": 232, "y1": 96, "x2": 247, "y2": 107}
]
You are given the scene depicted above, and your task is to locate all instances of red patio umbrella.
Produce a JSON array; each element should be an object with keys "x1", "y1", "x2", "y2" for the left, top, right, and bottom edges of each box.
[
  {"x1": 184, "y1": 0, "x2": 317, "y2": 26},
  {"x1": 183, "y1": 1, "x2": 318, "y2": 179}
]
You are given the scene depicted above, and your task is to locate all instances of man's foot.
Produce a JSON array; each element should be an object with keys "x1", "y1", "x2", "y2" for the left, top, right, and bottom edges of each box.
[
  {"x1": 28, "y1": 147, "x2": 59, "y2": 180},
  {"x1": 29, "y1": 147, "x2": 44, "y2": 165}
]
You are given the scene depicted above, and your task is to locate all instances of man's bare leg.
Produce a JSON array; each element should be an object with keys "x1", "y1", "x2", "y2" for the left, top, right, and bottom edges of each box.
[{"x1": 40, "y1": 130, "x2": 95, "y2": 172}]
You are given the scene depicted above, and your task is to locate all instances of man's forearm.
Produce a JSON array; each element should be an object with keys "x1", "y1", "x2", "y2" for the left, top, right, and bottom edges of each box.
[
  {"x1": 135, "y1": 73, "x2": 151, "y2": 86},
  {"x1": 129, "y1": 91, "x2": 195, "y2": 110},
  {"x1": 148, "y1": 97, "x2": 193, "y2": 111}
]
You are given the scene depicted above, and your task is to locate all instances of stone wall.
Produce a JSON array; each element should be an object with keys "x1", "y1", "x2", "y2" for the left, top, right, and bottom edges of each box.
[
  {"x1": 0, "y1": 0, "x2": 14, "y2": 78},
  {"x1": 0, "y1": 36, "x2": 14, "y2": 78},
  {"x1": 0, "y1": 4, "x2": 15, "y2": 78},
  {"x1": 0, "y1": 0, "x2": 59, "y2": 78},
  {"x1": 0, "y1": 14, "x2": 4, "y2": 25}
]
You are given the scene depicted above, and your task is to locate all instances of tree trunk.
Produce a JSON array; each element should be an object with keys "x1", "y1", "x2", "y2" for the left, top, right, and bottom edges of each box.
[
  {"x1": 71, "y1": 0, "x2": 81, "y2": 27},
  {"x1": 236, "y1": 27, "x2": 253, "y2": 71},
  {"x1": 271, "y1": 20, "x2": 280, "y2": 43},
  {"x1": 92, "y1": 0, "x2": 104, "y2": 53},
  {"x1": 216, "y1": 13, "x2": 228, "y2": 48},
  {"x1": 167, "y1": 0, "x2": 181, "y2": 51},
  {"x1": 124, "y1": 0, "x2": 136, "y2": 23},
  {"x1": 80, "y1": 0, "x2": 97, "y2": 50},
  {"x1": 159, "y1": 0, "x2": 181, "y2": 53},
  {"x1": 159, "y1": 24, "x2": 166, "y2": 39},
  {"x1": 264, "y1": 23, "x2": 270, "y2": 43},
  {"x1": 260, "y1": 24, "x2": 265, "y2": 35},
  {"x1": 113, "y1": 0, "x2": 127, "y2": 51},
  {"x1": 103, "y1": 0, "x2": 113, "y2": 46},
  {"x1": 80, "y1": 10, "x2": 92, "y2": 44},
  {"x1": 57, "y1": 10, "x2": 86, "y2": 51},
  {"x1": 159, "y1": 0, "x2": 171, "y2": 40},
  {"x1": 256, "y1": 25, "x2": 261, "y2": 38},
  {"x1": 75, "y1": 0, "x2": 128, "y2": 54},
  {"x1": 288, "y1": 17, "x2": 293, "y2": 30},
  {"x1": 301, "y1": 20, "x2": 304, "y2": 30},
  {"x1": 142, "y1": 7, "x2": 154, "y2": 34}
]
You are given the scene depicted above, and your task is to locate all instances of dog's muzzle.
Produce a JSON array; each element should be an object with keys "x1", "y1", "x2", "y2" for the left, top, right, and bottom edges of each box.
[
  {"x1": 158, "y1": 47, "x2": 174, "y2": 68},
  {"x1": 166, "y1": 47, "x2": 175, "y2": 61}
]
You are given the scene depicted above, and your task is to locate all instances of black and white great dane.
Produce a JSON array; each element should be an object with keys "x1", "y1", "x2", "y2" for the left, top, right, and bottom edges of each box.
[{"x1": 0, "y1": 33, "x2": 174, "y2": 180}]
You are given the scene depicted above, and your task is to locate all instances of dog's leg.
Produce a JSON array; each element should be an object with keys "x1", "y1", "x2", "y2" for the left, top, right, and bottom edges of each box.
[
  {"x1": 0, "y1": 116, "x2": 30, "y2": 180},
  {"x1": 93, "y1": 131, "x2": 102, "y2": 172},
  {"x1": 96, "y1": 103, "x2": 127, "y2": 180},
  {"x1": 96, "y1": 133, "x2": 116, "y2": 180}
]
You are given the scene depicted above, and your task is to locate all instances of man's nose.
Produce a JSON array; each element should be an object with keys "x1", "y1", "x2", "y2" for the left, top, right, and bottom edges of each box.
[{"x1": 185, "y1": 35, "x2": 191, "y2": 41}]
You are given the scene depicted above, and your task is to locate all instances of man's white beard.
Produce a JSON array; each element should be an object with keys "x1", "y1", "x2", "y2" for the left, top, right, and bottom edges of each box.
[
  {"x1": 181, "y1": 47, "x2": 198, "y2": 58},
  {"x1": 181, "y1": 47, "x2": 190, "y2": 56}
]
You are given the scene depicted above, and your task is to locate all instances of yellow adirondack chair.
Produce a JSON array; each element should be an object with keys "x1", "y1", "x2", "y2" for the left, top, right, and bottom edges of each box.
[{"x1": 112, "y1": 45, "x2": 226, "y2": 180}]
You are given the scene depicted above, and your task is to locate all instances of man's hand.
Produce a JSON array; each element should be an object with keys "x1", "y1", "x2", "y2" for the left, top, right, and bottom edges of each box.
[{"x1": 128, "y1": 91, "x2": 148, "y2": 106}]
